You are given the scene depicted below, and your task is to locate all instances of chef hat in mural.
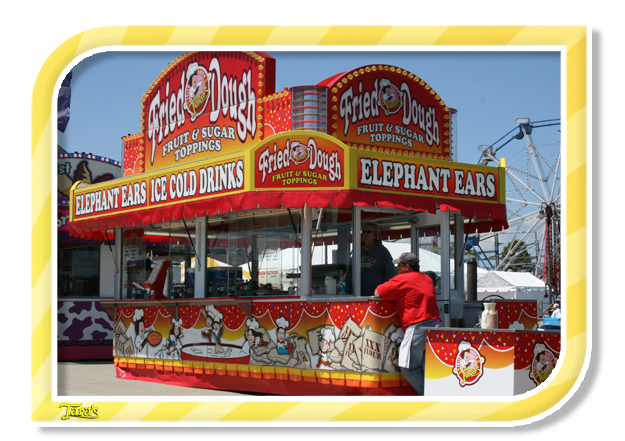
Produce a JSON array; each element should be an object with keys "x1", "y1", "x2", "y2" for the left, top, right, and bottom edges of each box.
[
  {"x1": 380, "y1": 78, "x2": 391, "y2": 89},
  {"x1": 534, "y1": 343, "x2": 546, "y2": 356},
  {"x1": 391, "y1": 328, "x2": 405, "y2": 343},
  {"x1": 133, "y1": 309, "x2": 144, "y2": 323},
  {"x1": 205, "y1": 305, "x2": 222, "y2": 322},
  {"x1": 276, "y1": 316, "x2": 289, "y2": 330},
  {"x1": 320, "y1": 328, "x2": 335, "y2": 343},
  {"x1": 458, "y1": 341, "x2": 472, "y2": 353},
  {"x1": 187, "y1": 62, "x2": 198, "y2": 80},
  {"x1": 247, "y1": 317, "x2": 259, "y2": 330}
]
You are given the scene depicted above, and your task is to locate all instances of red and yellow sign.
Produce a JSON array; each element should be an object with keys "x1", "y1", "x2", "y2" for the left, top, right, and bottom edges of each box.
[
  {"x1": 71, "y1": 155, "x2": 245, "y2": 221},
  {"x1": 253, "y1": 132, "x2": 345, "y2": 189},
  {"x1": 141, "y1": 51, "x2": 275, "y2": 173},
  {"x1": 357, "y1": 153, "x2": 503, "y2": 203},
  {"x1": 321, "y1": 65, "x2": 451, "y2": 160}
]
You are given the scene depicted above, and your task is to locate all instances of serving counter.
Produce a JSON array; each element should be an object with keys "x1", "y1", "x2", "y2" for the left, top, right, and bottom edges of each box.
[
  {"x1": 424, "y1": 327, "x2": 560, "y2": 396},
  {"x1": 102, "y1": 295, "x2": 416, "y2": 396}
]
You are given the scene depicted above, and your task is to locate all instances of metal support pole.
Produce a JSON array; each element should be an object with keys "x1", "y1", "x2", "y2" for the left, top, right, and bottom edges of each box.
[
  {"x1": 195, "y1": 216, "x2": 206, "y2": 298},
  {"x1": 114, "y1": 228, "x2": 123, "y2": 300},
  {"x1": 300, "y1": 205, "x2": 313, "y2": 295},
  {"x1": 440, "y1": 210, "x2": 451, "y2": 327},
  {"x1": 454, "y1": 213, "x2": 465, "y2": 296},
  {"x1": 353, "y1": 206, "x2": 362, "y2": 297}
]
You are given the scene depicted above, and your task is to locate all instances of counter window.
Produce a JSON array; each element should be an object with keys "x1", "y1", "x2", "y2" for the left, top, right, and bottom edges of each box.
[
  {"x1": 58, "y1": 245, "x2": 100, "y2": 297},
  {"x1": 205, "y1": 210, "x2": 306, "y2": 296},
  {"x1": 202, "y1": 208, "x2": 354, "y2": 296},
  {"x1": 122, "y1": 221, "x2": 197, "y2": 299}
]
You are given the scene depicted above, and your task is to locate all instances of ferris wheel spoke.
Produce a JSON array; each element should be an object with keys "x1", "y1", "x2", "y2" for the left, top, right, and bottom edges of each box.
[
  {"x1": 506, "y1": 168, "x2": 548, "y2": 204},
  {"x1": 506, "y1": 198, "x2": 544, "y2": 208},
  {"x1": 495, "y1": 216, "x2": 544, "y2": 271},
  {"x1": 549, "y1": 154, "x2": 561, "y2": 202},
  {"x1": 522, "y1": 130, "x2": 552, "y2": 202}
]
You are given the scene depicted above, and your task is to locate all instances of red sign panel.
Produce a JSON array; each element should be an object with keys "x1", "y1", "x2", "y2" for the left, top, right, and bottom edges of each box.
[
  {"x1": 254, "y1": 133, "x2": 345, "y2": 189},
  {"x1": 72, "y1": 157, "x2": 245, "y2": 221},
  {"x1": 357, "y1": 154, "x2": 499, "y2": 202},
  {"x1": 322, "y1": 65, "x2": 450, "y2": 160},
  {"x1": 142, "y1": 51, "x2": 275, "y2": 173}
]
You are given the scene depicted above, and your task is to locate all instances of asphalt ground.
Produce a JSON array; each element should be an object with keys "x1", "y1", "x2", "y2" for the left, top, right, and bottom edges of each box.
[{"x1": 57, "y1": 360, "x2": 263, "y2": 397}]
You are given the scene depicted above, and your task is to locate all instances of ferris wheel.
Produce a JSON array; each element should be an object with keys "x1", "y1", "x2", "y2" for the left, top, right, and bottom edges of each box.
[{"x1": 470, "y1": 117, "x2": 561, "y2": 296}]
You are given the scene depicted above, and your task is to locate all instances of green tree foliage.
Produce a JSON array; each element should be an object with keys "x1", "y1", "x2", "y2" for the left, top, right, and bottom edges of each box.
[{"x1": 500, "y1": 240, "x2": 533, "y2": 272}]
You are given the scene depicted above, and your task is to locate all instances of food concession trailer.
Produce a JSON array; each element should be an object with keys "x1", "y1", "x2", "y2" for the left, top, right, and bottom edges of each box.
[{"x1": 68, "y1": 51, "x2": 557, "y2": 395}]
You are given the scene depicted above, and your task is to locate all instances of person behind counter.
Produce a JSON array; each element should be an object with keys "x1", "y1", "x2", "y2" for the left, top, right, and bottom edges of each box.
[
  {"x1": 374, "y1": 252, "x2": 441, "y2": 396},
  {"x1": 344, "y1": 222, "x2": 396, "y2": 297},
  {"x1": 551, "y1": 303, "x2": 561, "y2": 318}
]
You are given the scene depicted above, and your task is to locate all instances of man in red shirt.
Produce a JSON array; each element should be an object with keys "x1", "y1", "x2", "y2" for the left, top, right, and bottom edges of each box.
[{"x1": 374, "y1": 252, "x2": 440, "y2": 395}]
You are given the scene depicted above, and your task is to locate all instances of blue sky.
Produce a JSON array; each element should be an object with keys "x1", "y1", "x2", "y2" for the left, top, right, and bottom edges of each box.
[{"x1": 57, "y1": 50, "x2": 561, "y2": 166}]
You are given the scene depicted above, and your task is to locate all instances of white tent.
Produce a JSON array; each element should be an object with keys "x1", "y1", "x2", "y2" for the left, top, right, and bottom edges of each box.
[
  {"x1": 240, "y1": 242, "x2": 488, "y2": 292},
  {"x1": 477, "y1": 271, "x2": 547, "y2": 301}
]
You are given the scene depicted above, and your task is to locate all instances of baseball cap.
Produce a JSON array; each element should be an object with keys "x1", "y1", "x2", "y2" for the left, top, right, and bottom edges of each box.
[{"x1": 392, "y1": 252, "x2": 420, "y2": 265}]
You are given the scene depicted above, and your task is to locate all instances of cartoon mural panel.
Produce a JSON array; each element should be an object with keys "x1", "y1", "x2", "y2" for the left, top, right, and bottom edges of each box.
[{"x1": 112, "y1": 299, "x2": 405, "y2": 377}]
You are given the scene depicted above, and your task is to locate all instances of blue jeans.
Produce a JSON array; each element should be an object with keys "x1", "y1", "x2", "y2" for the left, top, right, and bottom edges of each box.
[{"x1": 400, "y1": 320, "x2": 440, "y2": 396}]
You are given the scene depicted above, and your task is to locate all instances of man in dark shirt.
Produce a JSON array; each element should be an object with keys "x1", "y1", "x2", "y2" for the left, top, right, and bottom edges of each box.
[{"x1": 345, "y1": 222, "x2": 396, "y2": 297}]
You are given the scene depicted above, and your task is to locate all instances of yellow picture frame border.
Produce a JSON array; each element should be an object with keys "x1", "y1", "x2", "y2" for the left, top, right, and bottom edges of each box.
[{"x1": 31, "y1": 25, "x2": 588, "y2": 425}]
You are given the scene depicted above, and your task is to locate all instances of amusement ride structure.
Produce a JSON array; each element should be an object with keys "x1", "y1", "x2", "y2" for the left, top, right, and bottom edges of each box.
[{"x1": 468, "y1": 118, "x2": 561, "y2": 298}]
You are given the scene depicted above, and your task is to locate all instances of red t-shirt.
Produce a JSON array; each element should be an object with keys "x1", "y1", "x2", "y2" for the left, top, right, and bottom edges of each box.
[{"x1": 376, "y1": 271, "x2": 440, "y2": 329}]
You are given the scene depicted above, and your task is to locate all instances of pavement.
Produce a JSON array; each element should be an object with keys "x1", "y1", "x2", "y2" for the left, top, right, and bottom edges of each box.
[{"x1": 57, "y1": 360, "x2": 262, "y2": 397}]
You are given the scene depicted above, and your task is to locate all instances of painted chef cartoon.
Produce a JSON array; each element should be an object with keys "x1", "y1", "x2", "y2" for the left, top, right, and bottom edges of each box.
[
  {"x1": 378, "y1": 78, "x2": 403, "y2": 115},
  {"x1": 289, "y1": 141, "x2": 310, "y2": 165},
  {"x1": 132, "y1": 308, "x2": 161, "y2": 358},
  {"x1": 530, "y1": 342, "x2": 557, "y2": 385},
  {"x1": 164, "y1": 317, "x2": 184, "y2": 360},
  {"x1": 316, "y1": 328, "x2": 335, "y2": 369},
  {"x1": 200, "y1": 305, "x2": 215, "y2": 342},
  {"x1": 275, "y1": 317, "x2": 295, "y2": 355},
  {"x1": 243, "y1": 317, "x2": 268, "y2": 351},
  {"x1": 184, "y1": 61, "x2": 210, "y2": 120}
]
